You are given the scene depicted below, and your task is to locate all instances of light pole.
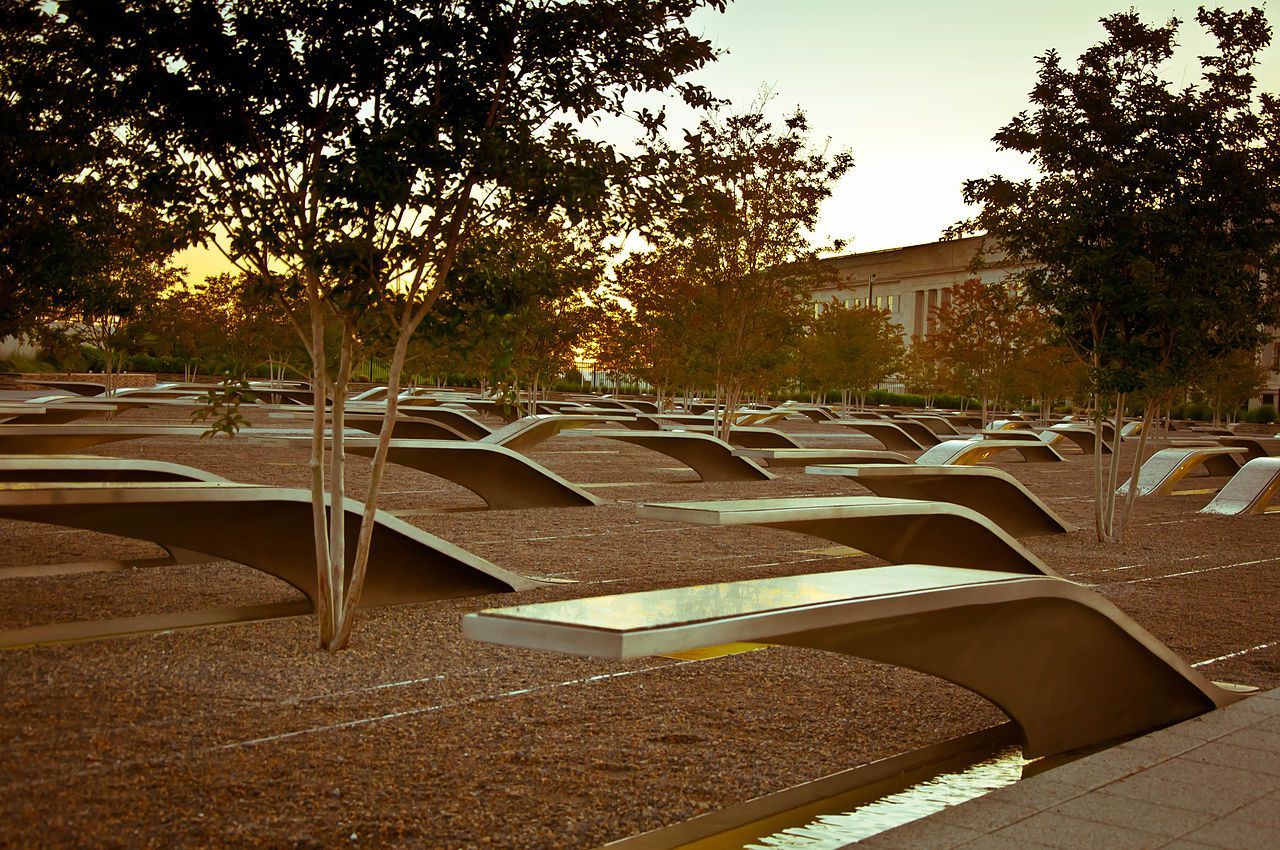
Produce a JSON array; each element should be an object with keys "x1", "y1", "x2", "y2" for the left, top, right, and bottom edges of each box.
[{"x1": 868, "y1": 273, "x2": 877, "y2": 308}]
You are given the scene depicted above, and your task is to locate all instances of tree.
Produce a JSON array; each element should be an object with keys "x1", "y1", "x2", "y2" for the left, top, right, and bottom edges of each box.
[
  {"x1": 898, "y1": 335, "x2": 950, "y2": 409},
  {"x1": 448, "y1": 217, "x2": 606, "y2": 412},
  {"x1": 1191, "y1": 348, "x2": 1268, "y2": 424},
  {"x1": 633, "y1": 103, "x2": 852, "y2": 440},
  {"x1": 927, "y1": 280, "x2": 1034, "y2": 425},
  {"x1": 798, "y1": 304, "x2": 904, "y2": 408},
  {"x1": 1, "y1": 2, "x2": 183, "y2": 343},
  {"x1": 67, "y1": 0, "x2": 726, "y2": 648},
  {"x1": 606, "y1": 249, "x2": 716, "y2": 407},
  {"x1": 955, "y1": 7, "x2": 1280, "y2": 541}
]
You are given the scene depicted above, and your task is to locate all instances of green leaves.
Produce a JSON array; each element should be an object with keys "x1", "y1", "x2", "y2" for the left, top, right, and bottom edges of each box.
[
  {"x1": 191, "y1": 378, "x2": 256, "y2": 438},
  {"x1": 960, "y1": 6, "x2": 1280, "y2": 398}
]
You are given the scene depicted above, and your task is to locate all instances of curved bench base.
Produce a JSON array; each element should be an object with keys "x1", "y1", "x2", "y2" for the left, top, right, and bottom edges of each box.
[{"x1": 465, "y1": 565, "x2": 1247, "y2": 757}]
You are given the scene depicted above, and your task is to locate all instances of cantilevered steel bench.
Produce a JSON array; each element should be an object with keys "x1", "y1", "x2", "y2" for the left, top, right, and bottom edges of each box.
[
  {"x1": 733, "y1": 448, "x2": 911, "y2": 468},
  {"x1": 0, "y1": 454, "x2": 228, "y2": 484},
  {"x1": 784, "y1": 405, "x2": 840, "y2": 423},
  {"x1": 1046, "y1": 423, "x2": 1113, "y2": 455},
  {"x1": 973, "y1": 429, "x2": 1046, "y2": 442},
  {"x1": 391, "y1": 406, "x2": 494, "y2": 439},
  {"x1": 835, "y1": 420, "x2": 933, "y2": 451},
  {"x1": 916, "y1": 439, "x2": 1066, "y2": 466},
  {"x1": 0, "y1": 399, "x2": 120, "y2": 425},
  {"x1": 253, "y1": 435, "x2": 603, "y2": 509},
  {"x1": 990, "y1": 418, "x2": 1036, "y2": 431},
  {"x1": 569, "y1": 430, "x2": 775, "y2": 482},
  {"x1": 668, "y1": 425, "x2": 803, "y2": 449},
  {"x1": 9, "y1": 379, "x2": 107, "y2": 396},
  {"x1": 309, "y1": 412, "x2": 473, "y2": 441},
  {"x1": 898, "y1": 413, "x2": 963, "y2": 436},
  {"x1": 805, "y1": 464, "x2": 1076, "y2": 538},
  {"x1": 637, "y1": 496, "x2": 1049, "y2": 575},
  {"x1": 0, "y1": 424, "x2": 220, "y2": 454},
  {"x1": 1118, "y1": 446, "x2": 1248, "y2": 497},
  {"x1": 1219, "y1": 436, "x2": 1278, "y2": 462},
  {"x1": 1200, "y1": 457, "x2": 1280, "y2": 516},
  {"x1": 463, "y1": 565, "x2": 1248, "y2": 757},
  {"x1": 483, "y1": 414, "x2": 639, "y2": 453},
  {"x1": 0, "y1": 482, "x2": 540, "y2": 646}
]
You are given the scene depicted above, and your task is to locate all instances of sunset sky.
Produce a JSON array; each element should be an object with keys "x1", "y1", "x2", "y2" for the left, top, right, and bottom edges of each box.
[{"x1": 175, "y1": 0, "x2": 1280, "y2": 283}]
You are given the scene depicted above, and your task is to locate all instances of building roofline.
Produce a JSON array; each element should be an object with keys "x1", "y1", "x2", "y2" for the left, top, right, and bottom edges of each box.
[{"x1": 818, "y1": 233, "x2": 988, "y2": 263}]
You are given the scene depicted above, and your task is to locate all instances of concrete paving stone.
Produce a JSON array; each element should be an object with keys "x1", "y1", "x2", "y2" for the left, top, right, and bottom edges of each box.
[
  {"x1": 1171, "y1": 710, "x2": 1266, "y2": 741},
  {"x1": 1040, "y1": 746, "x2": 1172, "y2": 790},
  {"x1": 1132, "y1": 755, "x2": 1280, "y2": 798},
  {"x1": 857, "y1": 820, "x2": 984, "y2": 849},
  {"x1": 958, "y1": 831, "x2": 1056, "y2": 849},
  {"x1": 1049, "y1": 790, "x2": 1215, "y2": 838},
  {"x1": 1252, "y1": 714, "x2": 1280, "y2": 733},
  {"x1": 978, "y1": 776, "x2": 1089, "y2": 811},
  {"x1": 1183, "y1": 740, "x2": 1280, "y2": 777},
  {"x1": 986, "y1": 811, "x2": 1165, "y2": 850},
  {"x1": 1217, "y1": 726, "x2": 1280, "y2": 754},
  {"x1": 1104, "y1": 772, "x2": 1257, "y2": 816},
  {"x1": 1157, "y1": 842, "x2": 1227, "y2": 850},
  {"x1": 1182, "y1": 814, "x2": 1280, "y2": 850},
  {"x1": 1229, "y1": 793, "x2": 1280, "y2": 828},
  {"x1": 929, "y1": 797, "x2": 1040, "y2": 832},
  {"x1": 1229, "y1": 694, "x2": 1280, "y2": 717},
  {"x1": 1118, "y1": 731, "x2": 1204, "y2": 759}
]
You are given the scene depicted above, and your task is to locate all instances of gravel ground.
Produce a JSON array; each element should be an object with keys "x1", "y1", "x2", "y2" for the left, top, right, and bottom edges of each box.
[{"x1": 0, "y1": 406, "x2": 1277, "y2": 848}]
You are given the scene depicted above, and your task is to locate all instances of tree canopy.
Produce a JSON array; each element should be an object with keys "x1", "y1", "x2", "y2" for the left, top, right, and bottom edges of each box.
[
  {"x1": 954, "y1": 6, "x2": 1280, "y2": 541},
  {"x1": 627, "y1": 103, "x2": 852, "y2": 437},
  {"x1": 61, "y1": 0, "x2": 728, "y2": 649}
]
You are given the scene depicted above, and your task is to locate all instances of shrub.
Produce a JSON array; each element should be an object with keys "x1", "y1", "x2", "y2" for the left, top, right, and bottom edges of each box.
[{"x1": 1244, "y1": 404, "x2": 1276, "y2": 424}]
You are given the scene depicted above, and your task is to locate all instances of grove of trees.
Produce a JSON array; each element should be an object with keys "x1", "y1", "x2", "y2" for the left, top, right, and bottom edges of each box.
[
  {"x1": 955, "y1": 7, "x2": 1280, "y2": 542},
  {"x1": 7, "y1": 0, "x2": 1280, "y2": 645}
]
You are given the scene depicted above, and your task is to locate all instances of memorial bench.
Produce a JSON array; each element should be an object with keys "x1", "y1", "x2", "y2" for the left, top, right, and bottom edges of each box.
[
  {"x1": 0, "y1": 481, "x2": 540, "y2": 647},
  {"x1": 0, "y1": 454, "x2": 227, "y2": 484},
  {"x1": 835, "y1": 420, "x2": 932, "y2": 452},
  {"x1": 915, "y1": 439, "x2": 1067, "y2": 466},
  {"x1": 1199, "y1": 457, "x2": 1280, "y2": 516},
  {"x1": 1045, "y1": 423, "x2": 1113, "y2": 455},
  {"x1": 569, "y1": 430, "x2": 775, "y2": 482},
  {"x1": 463, "y1": 565, "x2": 1249, "y2": 757},
  {"x1": 251, "y1": 436, "x2": 603, "y2": 509},
  {"x1": 1218, "y1": 435, "x2": 1279, "y2": 462},
  {"x1": 898, "y1": 413, "x2": 963, "y2": 436},
  {"x1": 636, "y1": 496, "x2": 1050, "y2": 575},
  {"x1": 804, "y1": 464, "x2": 1076, "y2": 538},
  {"x1": 733, "y1": 448, "x2": 911, "y2": 468},
  {"x1": 667, "y1": 425, "x2": 803, "y2": 449},
  {"x1": 1118, "y1": 446, "x2": 1248, "y2": 497},
  {"x1": 0, "y1": 399, "x2": 119, "y2": 425}
]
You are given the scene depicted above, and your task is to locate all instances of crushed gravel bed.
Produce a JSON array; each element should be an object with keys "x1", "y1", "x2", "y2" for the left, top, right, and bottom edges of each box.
[{"x1": 0, "y1": 408, "x2": 1277, "y2": 848}]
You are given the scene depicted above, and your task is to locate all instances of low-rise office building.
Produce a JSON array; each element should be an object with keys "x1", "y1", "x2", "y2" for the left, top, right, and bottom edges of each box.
[{"x1": 815, "y1": 235, "x2": 1280, "y2": 409}]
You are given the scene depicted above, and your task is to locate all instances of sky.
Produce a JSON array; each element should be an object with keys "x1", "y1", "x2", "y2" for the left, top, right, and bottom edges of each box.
[{"x1": 174, "y1": 0, "x2": 1280, "y2": 282}]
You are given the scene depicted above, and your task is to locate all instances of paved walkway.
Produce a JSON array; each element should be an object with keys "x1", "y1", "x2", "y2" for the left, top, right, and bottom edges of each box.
[{"x1": 861, "y1": 687, "x2": 1280, "y2": 849}]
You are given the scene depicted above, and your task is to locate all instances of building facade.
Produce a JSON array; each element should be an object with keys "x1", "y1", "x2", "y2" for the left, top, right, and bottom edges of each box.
[
  {"x1": 813, "y1": 235, "x2": 1021, "y2": 340},
  {"x1": 815, "y1": 236, "x2": 1280, "y2": 408}
]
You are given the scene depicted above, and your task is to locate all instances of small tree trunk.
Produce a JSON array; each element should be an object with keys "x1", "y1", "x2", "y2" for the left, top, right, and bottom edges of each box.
[
  {"x1": 1117, "y1": 401, "x2": 1156, "y2": 539},
  {"x1": 1092, "y1": 392, "x2": 1106, "y2": 543},
  {"x1": 331, "y1": 321, "x2": 414, "y2": 649},
  {"x1": 322, "y1": 323, "x2": 355, "y2": 650},
  {"x1": 1100, "y1": 392, "x2": 1126, "y2": 542},
  {"x1": 305, "y1": 294, "x2": 334, "y2": 646}
]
